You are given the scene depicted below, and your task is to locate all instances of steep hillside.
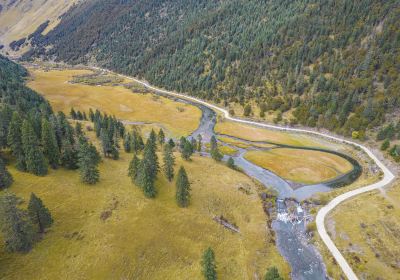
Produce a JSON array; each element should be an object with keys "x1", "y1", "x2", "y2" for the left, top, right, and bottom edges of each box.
[
  {"x1": 0, "y1": 0, "x2": 79, "y2": 54},
  {"x1": 25, "y1": 0, "x2": 400, "y2": 137}
]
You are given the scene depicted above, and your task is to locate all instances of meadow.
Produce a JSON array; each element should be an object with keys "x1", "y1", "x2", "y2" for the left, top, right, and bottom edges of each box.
[
  {"x1": 27, "y1": 68, "x2": 202, "y2": 138},
  {"x1": 215, "y1": 120, "x2": 332, "y2": 148},
  {"x1": 0, "y1": 145, "x2": 289, "y2": 279},
  {"x1": 244, "y1": 149, "x2": 353, "y2": 184},
  {"x1": 327, "y1": 184, "x2": 400, "y2": 279}
]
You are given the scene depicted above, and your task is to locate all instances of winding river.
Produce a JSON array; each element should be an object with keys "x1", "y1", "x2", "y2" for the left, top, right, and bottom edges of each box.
[{"x1": 154, "y1": 92, "x2": 361, "y2": 279}]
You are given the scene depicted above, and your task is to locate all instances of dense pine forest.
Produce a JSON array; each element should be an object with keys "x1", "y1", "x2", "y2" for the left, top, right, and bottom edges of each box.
[{"x1": 23, "y1": 0, "x2": 400, "y2": 138}]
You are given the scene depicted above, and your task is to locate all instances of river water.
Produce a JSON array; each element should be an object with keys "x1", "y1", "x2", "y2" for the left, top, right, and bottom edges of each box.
[{"x1": 148, "y1": 93, "x2": 360, "y2": 280}]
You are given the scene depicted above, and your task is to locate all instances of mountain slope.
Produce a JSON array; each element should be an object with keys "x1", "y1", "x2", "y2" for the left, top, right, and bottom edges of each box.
[
  {"x1": 0, "y1": 0, "x2": 79, "y2": 53},
  {"x1": 25, "y1": 0, "x2": 400, "y2": 137}
]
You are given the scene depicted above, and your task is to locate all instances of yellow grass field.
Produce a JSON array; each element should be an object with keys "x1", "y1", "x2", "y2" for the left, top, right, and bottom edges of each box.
[
  {"x1": 218, "y1": 136, "x2": 276, "y2": 149},
  {"x1": 0, "y1": 0, "x2": 76, "y2": 49},
  {"x1": 215, "y1": 120, "x2": 329, "y2": 148},
  {"x1": 0, "y1": 145, "x2": 289, "y2": 279},
  {"x1": 244, "y1": 149, "x2": 353, "y2": 184},
  {"x1": 27, "y1": 69, "x2": 202, "y2": 137},
  {"x1": 327, "y1": 184, "x2": 400, "y2": 279}
]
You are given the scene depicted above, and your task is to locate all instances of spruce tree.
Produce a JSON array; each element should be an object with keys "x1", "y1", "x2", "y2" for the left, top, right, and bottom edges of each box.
[
  {"x1": 168, "y1": 138, "x2": 175, "y2": 148},
  {"x1": 210, "y1": 136, "x2": 223, "y2": 162},
  {"x1": 60, "y1": 138, "x2": 79, "y2": 169},
  {"x1": 124, "y1": 132, "x2": 132, "y2": 152},
  {"x1": 21, "y1": 120, "x2": 48, "y2": 176},
  {"x1": 226, "y1": 157, "x2": 235, "y2": 169},
  {"x1": 89, "y1": 108, "x2": 95, "y2": 122},
  {"x1": 264, "y1": 267, "x2": 283, "y2": 280},
  {"x1": 158, "y1": 129, "x2": 165, "y2": 146},
  {"x1": 128, "y1": 154, "x2": 141, "y2": 184},
  {"x1": 137, "y1": 138, "x2": 159, "y2": 198},
  {"x1": 197, "y1": 134, "x2": 202, "y2": 152},
  {"x1": 27, "y1": 193, "x2": 53, "y2": 233},
  {"x1": 7, "y1": 112, "x2": 26, "y2": 171},
  {"x1": 0, "y1": 157, "x2": 13, "y2": 189},
  {"x1": 149, "y1": 129, "x2": 157, "y2": 148},
  {"x1": 0, "y1": 193, "x2": 35, "y2": 252},
  {"x1": 182, "y1": 141, "x2": 193, "y2": 161},
  {"x1": 77, "y1": 139, "x2": 100, "y2": 184},
  {"x1": 179, "y1": 136, "x2": 186, "y2": 150},
  {"x1": 75, "y1": 122, "x2": 83, "y2": 135},
  {"x1": 201, "y1": 247, "x2": 217, "y2": 280},
  {"x1": 175, "y1": 166, "x2": 191, "y2": 207},
  {"x1": 163, "y1": 143, "x2": 175, "y2": 181},
  {"x1": 70, "y1": 108, "x2": 77, "y2": 119},
  {"x1": 41, "y1": 118, "x2": 60, "y2": 169}
]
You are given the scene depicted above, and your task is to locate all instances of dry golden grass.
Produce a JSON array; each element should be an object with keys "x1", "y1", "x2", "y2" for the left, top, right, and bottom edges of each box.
[
  {"x1": 27, "y1": 69, "x2": 202, "y2": 137},
  {"x1": 218, "y1": 136, "x2": 276, "y2": 149},
  {"x1": 0, "y1": 142, "x2": 289, "y2": 279},
  {"x1": 244, "y1": 148, "x2": 353, "y2": 184},
  {"x1": 327, "y1": 184, "x2": 400, "y2": 279},
  {"x1": 215, "y1": 120, "x2": 329, "y2": 148},
  {"x1": 0, "y1": 0, "x2": 76, "y2": 48}
]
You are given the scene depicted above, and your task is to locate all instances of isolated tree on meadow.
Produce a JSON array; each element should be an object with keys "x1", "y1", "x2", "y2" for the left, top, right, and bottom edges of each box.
[
  {"x1": 0, "y1": 193, "x2": 35, "y2": 252},
  {"x1": 21, "y1": 120, "x2": 48, "y2": 176},
  {"x1": 27, "y1": 193, "x2": 53, "y2": 233},
  {"x1": 41, "y1": 118, "x2": 60, "y2": 169},
  {"x1": 264, "y1": 267, "x2": 283, "y2": 280},
  {"x1": 158, "y1": 129, "x2": 165, "y2": 146},
  {"x1": 175, "y1": 166, "x2": 191, "y2": 207},
  {"x1": 7, "y1": 112, "x2": 26, "y2": 171},
  {"x1": 128, "y1": 153, "x2": 141, "y2": 184},
  {"x1": 163, "y1": 143, "x2": 175, "y2": 181},
  {"x1": 77, "y1": 138, "x2": 100, "y2": 184},
  {"x1": 201, "y1": 247, "x2": 217, "y2": 280},
  {"x1": 0, "y1": 157, "x2": 13, "y2": 189}
]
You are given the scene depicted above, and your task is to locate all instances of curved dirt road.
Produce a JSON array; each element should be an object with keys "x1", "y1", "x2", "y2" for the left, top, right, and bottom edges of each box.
[{"x1": 94, "y1": 67, "x2": 396, "y2": 280}]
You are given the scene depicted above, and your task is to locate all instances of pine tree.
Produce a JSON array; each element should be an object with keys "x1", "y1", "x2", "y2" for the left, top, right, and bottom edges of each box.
[
  {"x1": 168, "y1": 138, "x2": 175, "y2": 148},
  {"x1": 70, "y1": 108, "x2": 77, "y2": 119},
  {"x1": 27, "y1": 193, "x2": 53, "y2": 233},
  {"x1": 41, "y1": 118, "x2": 60, "y2": 169},
  {"x1": 210, "y1": 136, "x2": 223, "y2": 162},
  {"x1": 89, "y1": 108, "x2": 95, "y2": 122},
  {"x1": 128, "y1": 154, "x2": 141, "y2": 184},
  {"x1": 77, "y1": 139, "x2": 100, "y2": 184},
  {"x1": 21, "y1": 120, "x2": 48, "y2": 176},
  {"x1": 0, "y1": 193, "x2": 35, "y2": 252},
  {"x1": 264, "y1": 267, "x2": 283, "y2": 280},
  {"x1": 0, "y1": 157, "x2": 13, "y2": 189},
  {"x1": 7, "y1": 112, "x2": 26, "y2": 171},
  {"x1": 226, "y1": 157, "x2": 235, "y2": 169},
  {"x1": 149, "y1": 129, "x2": 157, "y2": 148},
  {"x1": 163, "y1": 143, "x2": 175, "y2": 181},
  {"x1": 197, "y1": 134, "x2": 202, "y2": 152},
  {"x1": 201, "y1": 247, "x2": 217, "y2": 280},
  {"x1": 181, "y1": 141, "x2": 193, "y2": 161},
  {"x1": 179, "y1": 136, "x2": 186, "y2": 150},
  {"x1": 158, "y1": 129, "x2": 165, "y2": 146},
  {"x1": 191, "y1": 138, "x2": 197, "y2": 153},
  {"x1": 75, "y1": 122, "x2": 83, "y2": 135},
  {"x1": 175, "y1": 166, "x2": 191, "y2": 207},
  {"x1": 60, "y1": 138, "x2": 79, "y2": 169},
  {"x1": 137, "y1": 138, "x2": 159, "y2": 198},
  {"x1": 124, "y1": 132, "x2": 132, "y2": 152}
]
